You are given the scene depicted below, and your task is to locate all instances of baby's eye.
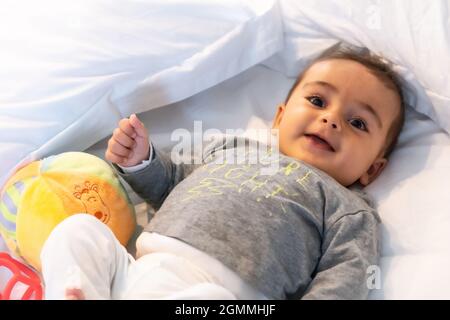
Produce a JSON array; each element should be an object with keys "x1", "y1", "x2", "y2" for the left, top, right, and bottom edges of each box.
[
  {"x1": 349, "y1": 118, "x2": 368, "y2": 131},
  {"x1": 306, "y1": 96, "x2": 325, "y2": 108}
]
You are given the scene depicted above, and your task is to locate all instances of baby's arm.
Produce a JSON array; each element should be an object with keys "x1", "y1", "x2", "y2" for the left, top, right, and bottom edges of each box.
[
  {"x1": 301, "y1": 211, "x2": 380, "y2": 300},
  {"x1": 106, "y1": 114, "x2": 198, "y2": 209}
]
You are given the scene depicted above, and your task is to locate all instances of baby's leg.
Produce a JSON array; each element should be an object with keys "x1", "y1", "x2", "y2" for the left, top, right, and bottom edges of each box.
[
  {"x1": 122, "y1": 252, "x2": 237, "y2": 300},
  {"x1": 40, "y1": 214, "x2": 132, "y2": 300}
]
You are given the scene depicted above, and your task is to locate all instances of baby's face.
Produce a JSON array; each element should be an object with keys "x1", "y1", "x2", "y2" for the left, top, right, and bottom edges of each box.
[{"x1": 273, "y1": 59, "x2": 401, "y2": 186}]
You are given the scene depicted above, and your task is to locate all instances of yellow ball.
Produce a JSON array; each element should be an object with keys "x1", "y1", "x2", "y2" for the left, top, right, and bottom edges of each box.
[{"x1": 0, "y1": 152, "x2": 136, "y2": 271}]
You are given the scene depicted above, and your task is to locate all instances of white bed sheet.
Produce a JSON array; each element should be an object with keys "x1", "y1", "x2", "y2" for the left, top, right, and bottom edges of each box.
[
  {"x1": 0, "y1": 0, "x2": 282, "y2": 188},
  {"x1": 86, "y1": 64, "x2": 450, "y2": 300}
]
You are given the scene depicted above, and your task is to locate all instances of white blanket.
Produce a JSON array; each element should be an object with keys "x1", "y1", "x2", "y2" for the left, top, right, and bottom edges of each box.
[{"x1": 0, "y1": 0, "x2": 281, "y2": 187}]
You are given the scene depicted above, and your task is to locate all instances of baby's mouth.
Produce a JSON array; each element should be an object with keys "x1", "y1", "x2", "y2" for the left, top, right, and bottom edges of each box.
[{"x1": 304, "y1": 134, "x2": 335, "y2": 152}]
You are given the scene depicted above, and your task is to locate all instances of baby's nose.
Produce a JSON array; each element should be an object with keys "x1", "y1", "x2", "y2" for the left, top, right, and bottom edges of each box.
[{"x1": 321, "y1": 117, "x2": 341, "y2": 131}]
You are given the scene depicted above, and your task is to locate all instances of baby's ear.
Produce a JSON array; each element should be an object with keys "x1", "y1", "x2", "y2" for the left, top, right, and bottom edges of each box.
[
  {"x1": 359, "y1": 158, "x2": 387, "y2": 186},
  {"x1": 272, "y1": 104, "x2": 286, "y2": 129}
]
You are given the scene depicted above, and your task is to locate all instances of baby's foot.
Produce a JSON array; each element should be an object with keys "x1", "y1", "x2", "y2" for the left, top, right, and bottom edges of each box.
[
  {"x1": 64, "y1": 266, "x2": 85, "y2": 300},
  {"x1": 65, "y1": 287, "x2": 85, "y2": 300}
]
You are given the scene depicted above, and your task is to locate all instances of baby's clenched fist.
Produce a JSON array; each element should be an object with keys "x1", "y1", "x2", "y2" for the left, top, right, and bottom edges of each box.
[{"x1": 105, "y1": 114, "x2": 150, "y2": 168}]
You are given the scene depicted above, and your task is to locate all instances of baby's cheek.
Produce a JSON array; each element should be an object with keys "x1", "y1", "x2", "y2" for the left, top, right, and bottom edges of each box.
[{"x1": 336, "y1": 157, "x2": 360, "y2": 178}]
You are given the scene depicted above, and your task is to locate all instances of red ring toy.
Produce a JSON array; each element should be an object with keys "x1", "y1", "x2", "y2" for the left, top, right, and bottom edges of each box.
[{"x1": 0, "y1": 252, "x2": 43, "y2": 300}]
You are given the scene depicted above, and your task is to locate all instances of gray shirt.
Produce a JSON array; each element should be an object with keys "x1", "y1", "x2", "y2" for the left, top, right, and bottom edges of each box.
[{"x1": 116, "y1": 136, "x2": 381, "y2": 300}]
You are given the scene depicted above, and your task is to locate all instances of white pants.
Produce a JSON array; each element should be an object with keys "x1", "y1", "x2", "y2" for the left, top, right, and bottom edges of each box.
[{"x1": 40, "y1": 214, "x2": 262, "y2": 300}]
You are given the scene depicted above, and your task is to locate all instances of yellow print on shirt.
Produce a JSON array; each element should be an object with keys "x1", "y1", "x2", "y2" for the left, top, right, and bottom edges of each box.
[
  {"x1": 238, "y1": 171, "x2": 269, "y2": 194},
  {"x1": 265, "y1": 183, "x2": 290, "y2": 199},
  {"x1": 224, "y1": 166, "x2": 252, "y2": 180},
  {"x1": 296, "y1": 170, "x2": 313, "y2": 190},
  {"x1": 182, "y1": 177, "x2": 239, "y2": 202},
  {"x1": 184, "y1": 158, "x2": 314, "y2": 212},
  {"x1": 279, "y1": 161, "x2": 301, "y2": 176}
]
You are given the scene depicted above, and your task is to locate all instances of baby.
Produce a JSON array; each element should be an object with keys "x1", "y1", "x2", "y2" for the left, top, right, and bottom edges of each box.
[{"x1": 40, "y1": 44, "x2": 405, "y2": 300}]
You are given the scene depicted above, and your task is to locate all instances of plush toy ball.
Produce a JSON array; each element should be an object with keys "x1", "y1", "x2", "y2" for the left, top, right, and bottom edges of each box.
[{"x1": 0, "y1": 152, "x2": 136, "y2": 272}]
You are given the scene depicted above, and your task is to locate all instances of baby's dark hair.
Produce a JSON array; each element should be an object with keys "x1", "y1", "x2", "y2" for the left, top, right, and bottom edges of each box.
[{"x1": 285, "y1": 43, "x2": 405, "y2": 157}]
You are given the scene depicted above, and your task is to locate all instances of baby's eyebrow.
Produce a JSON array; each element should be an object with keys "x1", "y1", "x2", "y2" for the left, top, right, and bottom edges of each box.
[{"x1": 302, "y1": 81, "x2": 337, "y2": 93}]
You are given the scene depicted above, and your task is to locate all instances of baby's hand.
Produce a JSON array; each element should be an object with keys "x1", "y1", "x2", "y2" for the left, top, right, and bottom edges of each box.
[{"x1": 105, "y1": 114, "x2": 150, "y2": 167}]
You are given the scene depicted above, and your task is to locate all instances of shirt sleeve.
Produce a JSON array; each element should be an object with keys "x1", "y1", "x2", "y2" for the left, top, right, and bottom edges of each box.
[
  {"x1": 301, "y1": 211, "x2": 381, "y2": 300},
  {"x1": 113, "y1": 143, "x2": 199, "y2": 210},
  {"x1": 117, "y1": 143, "x2": 154, "y2": 173}
]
